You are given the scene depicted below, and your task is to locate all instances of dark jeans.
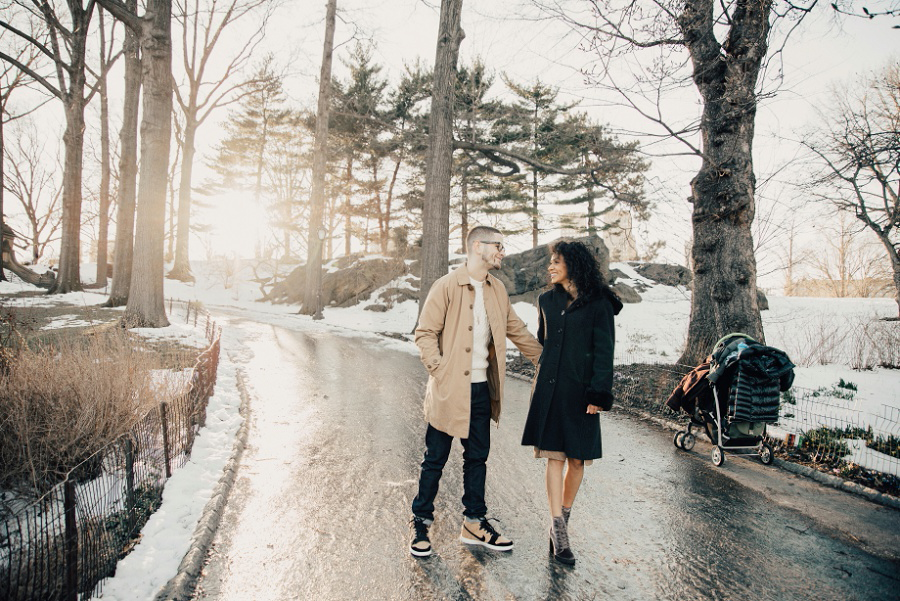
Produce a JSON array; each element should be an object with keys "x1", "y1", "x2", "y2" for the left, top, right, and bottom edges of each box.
[{"x1": 412, "y1": 382, "x2": 491, "y2": 521}]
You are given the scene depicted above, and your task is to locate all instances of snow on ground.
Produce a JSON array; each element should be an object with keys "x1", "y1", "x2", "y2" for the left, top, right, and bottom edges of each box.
[
  {"x1": 95, "y1": 330, "x2": 243, "y2": 601},
  {"x1": 3, "y1": 260, "x2": 899, "y2": 599}
]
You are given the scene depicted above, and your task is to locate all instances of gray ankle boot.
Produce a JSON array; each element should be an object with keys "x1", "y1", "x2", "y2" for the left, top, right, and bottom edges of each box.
[
  {"x1": 562, "y1": 506, "x2": 571, "y2": 525},
  {"x1": 549, "y1": 515, "x2": 575, "y2": 566}
]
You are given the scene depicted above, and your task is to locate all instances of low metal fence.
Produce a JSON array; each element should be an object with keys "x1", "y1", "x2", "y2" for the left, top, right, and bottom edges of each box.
[
  {"x1": 0, "y1": 302, "x2": 221, "y2": 601},
  {"x1": 612, "y1": 361, "x2": 900, "y2": 480}
]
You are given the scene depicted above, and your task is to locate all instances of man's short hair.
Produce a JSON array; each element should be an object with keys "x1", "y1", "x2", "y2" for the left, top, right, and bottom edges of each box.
[{"x1": 466, "y1": 226, "x2": 502, "y2": 253}]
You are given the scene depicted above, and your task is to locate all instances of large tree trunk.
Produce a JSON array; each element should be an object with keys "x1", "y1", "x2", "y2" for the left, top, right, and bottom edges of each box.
[
  {"x1": 53, "y1": 97, "x2": 87, "y2": 293},
  {"x1": 107, "y1": 7, "x2": 140, "y2": 308},
  {"x1": 531, "y1": 169, "x2": 539, "y2": 248},
  {"x1": 301, "y1": 0, "x2": 337, "y2": 316},
  {"x1": 344, "y1": 158, "x2": 352, "y2": 256},
  {"x1": 96, "y1": 45, "x2": 111, "y2": 289},
  {"x1": 168, "y1": 116, "x2": 197, "y2": 282},
  {"x1": 677, "y1": 0, "x2": 770, "y2": 366},
  {"x1": 418, "y1": 0, "x2": 465, "y2": 314},
  {"x1": 125, "y1": 0, "x2": 173, "y2": 327},
  {"x1": 882, "y1": 238, "x2": 900, "y2": 318},
  {"x1": 0, "y1": 115, "x2": 5, "y2": 282}
]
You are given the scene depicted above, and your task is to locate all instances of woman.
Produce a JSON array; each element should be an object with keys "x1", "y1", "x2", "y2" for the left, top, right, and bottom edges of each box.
[{"x1": 521, "y1": 240, "x2": 622, "y2": 566}]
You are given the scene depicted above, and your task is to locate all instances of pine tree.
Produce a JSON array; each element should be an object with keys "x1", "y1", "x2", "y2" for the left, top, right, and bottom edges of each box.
[{"x1": 493, "y1": 77, "x2": 577, "y2": 247}]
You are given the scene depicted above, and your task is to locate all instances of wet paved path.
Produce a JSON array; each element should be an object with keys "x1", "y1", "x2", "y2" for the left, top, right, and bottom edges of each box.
[{"x1": 194, "y1": 316, "x2": 900, "y2": 601}]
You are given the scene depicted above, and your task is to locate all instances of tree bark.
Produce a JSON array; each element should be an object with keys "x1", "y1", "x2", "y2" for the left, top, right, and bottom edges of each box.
[
  {"x1": 96, "y1": 14, "x2": 112, "y2": 288},
  {"x1": 301, "y1": 0, "x2": 337, "y2": 316},
  {"x1": 123, "y1": 0, "x2": 173, "y2": 327},
  {"x1": 677, "y1": 0, "x2": 769, "y2": 366},
  {"x1": 168, "y1": 116, "x2": 197, "y2": 281},
  {"x1": 107, "y1": 2, "x2": 140, "y2": 307},
  {"x1": 418, "y1": 0, "x2": 464, "y2": 314},
  {"x1": 0, "y1": 113, "x2": 5, "y2": 281},
  {"x1": 54, "y1": 94, "x2": 87, "y2": 293}
]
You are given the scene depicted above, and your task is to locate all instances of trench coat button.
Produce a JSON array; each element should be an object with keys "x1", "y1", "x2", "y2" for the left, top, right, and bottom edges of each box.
[
  {"x1": 470, "y1": 304, "x2": 474, "y2": 309},
  {"x1": 468, "y1": 285, "x2": 474, "y2": 291},
  {"x1": 465, "y1": 370, "x2": 470, "y2": 376},
  {"x1": 549, "y1": 378, "x2": 555, "y2": 384},
  {"x1": 468, "y1": 326, "x2": 473, "y2": 331},
  {"x1": 466, "y1": 347, "x2": 471, "y2": 352}
]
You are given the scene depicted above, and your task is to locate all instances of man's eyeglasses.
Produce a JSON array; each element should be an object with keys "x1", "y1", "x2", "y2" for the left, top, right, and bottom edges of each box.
[{"x1": 479, "y1": 241, "x2": 505, "y2": 253}]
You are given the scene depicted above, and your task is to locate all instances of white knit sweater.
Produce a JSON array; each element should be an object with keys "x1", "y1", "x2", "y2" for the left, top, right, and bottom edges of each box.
[{"x1": 469, "y1": 277, "x2": 491, "y2": 383}]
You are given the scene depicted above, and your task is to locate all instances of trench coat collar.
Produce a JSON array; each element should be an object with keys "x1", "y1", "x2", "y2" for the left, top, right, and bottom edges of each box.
[{"x1": 452, "y1": 262, "x2": 495, "y2": 287}]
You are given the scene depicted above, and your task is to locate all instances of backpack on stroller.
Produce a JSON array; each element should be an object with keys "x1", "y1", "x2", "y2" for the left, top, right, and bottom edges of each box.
[{"x1": 665, "y1": 333, "x2": 795, "y2": 466}]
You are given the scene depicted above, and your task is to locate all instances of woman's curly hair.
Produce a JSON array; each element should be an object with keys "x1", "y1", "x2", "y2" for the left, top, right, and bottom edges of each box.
[{"x1": 549, "y1": 239, "x2": 611, "y2": 300}]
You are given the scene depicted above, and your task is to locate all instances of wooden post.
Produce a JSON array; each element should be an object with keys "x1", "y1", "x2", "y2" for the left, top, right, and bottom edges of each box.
[
  {"x1": 124, "y1": 436, "x2": 136, "y2": 532},
  {"x1": 63, "y1": 480, "x2": 78, "y2": 601},
  {"x1": 160, "y1": 403, "x2": 172, "y2": 478}
]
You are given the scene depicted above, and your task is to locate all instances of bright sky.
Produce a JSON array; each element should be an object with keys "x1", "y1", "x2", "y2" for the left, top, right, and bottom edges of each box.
[
  {"x1": 4, "y1": 1, "x2": 897, "y2": 283},
  {"x1": 188, "y1": 0, "x2": 900, "y2": 275}
]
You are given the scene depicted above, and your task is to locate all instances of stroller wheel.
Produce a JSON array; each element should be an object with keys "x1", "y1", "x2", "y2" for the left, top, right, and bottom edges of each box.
[
  {"x1": 682, "y1": 433, "x2": 696, "y2": 451},
  {"x1": 674, "y1": 432, "x2": 685, "y2": 448},
  {"x1": 759, "y1": 443, "x2": 774, "y2": 465},
  {"x1": 711, "y1": 445, "x2": 725, "y2": 466}
]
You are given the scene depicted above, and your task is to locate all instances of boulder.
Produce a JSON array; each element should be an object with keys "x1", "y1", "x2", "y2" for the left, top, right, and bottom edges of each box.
[
  {"x1": 495, "y1": 235, "x2": 612, "y2": 296},
  {"x1": 264, "y1": 256, "x2": 408, "y2": 308},
  {"x1": 611, "y1": 283, "x2": 642, "y2": 304},
  {"x1": 634, "y1": 263, "x2": 693, "y2": 288}
]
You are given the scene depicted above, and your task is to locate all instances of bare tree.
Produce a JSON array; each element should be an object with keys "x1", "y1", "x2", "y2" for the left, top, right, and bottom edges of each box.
[
  {"x1": 0, "y1": 1, "x2": 104, "y2": 293},
  {"x1": 3, "y1": 119, "x2": 62, "y2": 262},
  {"x1": 418, "y1": 0, "x2": 464, "y2": 315},
  {"x1": 104, "y1": 0, "x2": 139, "y2": 307},
  {"x1": 802, "y1": 60, "x2": 900, "y2": 316},
  {"x1": 528, "y1": 0, "x2": 900, "y2": 364},
  {"x1": 94, "y1": 7, "x2": 119, "y2": 287},
  {"x1": 98, "y1": 0, "x2": 174, "y2": 327},
  {"x1": 301, "y1": 0, "x2": 337, "y2": 317},
  {"x1": 0, "y1": 39, "x2": 42, "y2": 281},
  {"x1": 166, "y1": 0, "x2": 274, "y2": 282}
]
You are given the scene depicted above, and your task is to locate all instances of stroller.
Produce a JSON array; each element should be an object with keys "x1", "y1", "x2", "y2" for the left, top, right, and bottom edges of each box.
[{"x1": 666, "y1": 333, "x2": 795, "y2": 466}]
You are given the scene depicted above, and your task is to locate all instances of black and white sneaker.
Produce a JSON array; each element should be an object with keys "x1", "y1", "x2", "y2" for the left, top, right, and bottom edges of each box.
[
  {"x1": 459, "y1": 517, "x2": 513, "y2": 551},
  {"x1": 410, "y1": 517, "x2": 432, "y2": 557}
]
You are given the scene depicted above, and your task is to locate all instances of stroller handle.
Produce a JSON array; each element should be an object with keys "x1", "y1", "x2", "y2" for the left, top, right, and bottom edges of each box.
[{"x1": 712, "y1": 332, "x2": 757, "y2": 353}]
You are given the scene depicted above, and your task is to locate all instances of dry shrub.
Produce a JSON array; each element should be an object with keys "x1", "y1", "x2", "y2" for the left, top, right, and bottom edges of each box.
[
  {"x1": 786, "y1": 314, "x2": 900, "y2": 369},
  {"x1": 0, "y1": 331, "x2": 166, "y2": 495}
]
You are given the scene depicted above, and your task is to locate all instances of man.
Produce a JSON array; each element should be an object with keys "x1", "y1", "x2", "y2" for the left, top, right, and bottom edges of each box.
[{"x1": 410, "y1": 225, "x2": 542, "y2": 557}]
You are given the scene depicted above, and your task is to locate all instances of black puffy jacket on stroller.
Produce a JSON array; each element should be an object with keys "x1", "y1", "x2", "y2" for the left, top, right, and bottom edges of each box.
[{"x1": 668, "y1": 334, "x2": 795, "y2": 466}]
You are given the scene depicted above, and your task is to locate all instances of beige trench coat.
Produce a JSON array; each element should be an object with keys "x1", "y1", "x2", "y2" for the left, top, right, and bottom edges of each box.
[{"x1": 414, "y1": 263, "x2": 543, "y2": 438}]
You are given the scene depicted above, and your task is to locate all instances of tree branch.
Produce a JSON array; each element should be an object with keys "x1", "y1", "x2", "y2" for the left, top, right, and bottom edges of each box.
[{"x1": 0, "y1": 50, "x2": 62, "y2": 98}]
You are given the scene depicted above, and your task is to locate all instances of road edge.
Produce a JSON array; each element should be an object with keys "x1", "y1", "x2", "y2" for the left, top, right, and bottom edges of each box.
[
  {"x1": 154, "y1": 367, "x2": 252, "y2": 601},
  {"x1": 505, "y1": 371, "x2": 900, "y2": 511}
]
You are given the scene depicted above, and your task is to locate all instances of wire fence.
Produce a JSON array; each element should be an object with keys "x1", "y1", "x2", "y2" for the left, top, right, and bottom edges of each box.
[
  {"x1": 0, "y1": 301, "x2": 222, "y2": 601},
  {"x1": 612, "y1": 361, "x2": 900, "y2": 482}
]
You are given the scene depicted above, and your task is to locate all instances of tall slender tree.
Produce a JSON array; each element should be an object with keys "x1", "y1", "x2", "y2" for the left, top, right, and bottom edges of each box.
[
  {"x1": 419, "y1": 0, "x2": 464, "y2": 313},
  {"x1": 0, "y1": 41, "x2": 42, "y2": 282},
  {"x1": 167, "y1": 0, "x2": 273, "y2": 282},
  {"x1": 98, "y1": 0, "x2": 174, "y2": 327},
  {"x1": 104, "y1": 0, "x2": 140, "y2": 307},
  {"x1": 1, "y1": 1, "x2": 101, "y2": 293},
  {"x1": 301, "y1": 0, "x2": 337, "y2": 317},
  {"x1": 94, "y1": 7, "x2": 119, "y2": 287}
]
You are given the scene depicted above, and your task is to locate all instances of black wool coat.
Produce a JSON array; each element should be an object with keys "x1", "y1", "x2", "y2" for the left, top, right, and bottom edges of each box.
[{"x1": 521, "y1": 286, "x2": 622, "y2": 460}]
